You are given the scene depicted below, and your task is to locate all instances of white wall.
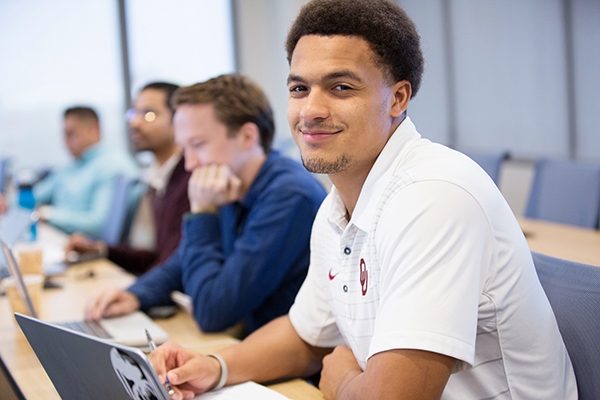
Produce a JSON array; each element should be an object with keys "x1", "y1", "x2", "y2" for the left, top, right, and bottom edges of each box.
[{"x1": 233, "y1": 0, "x2": 600, "y2": 213}]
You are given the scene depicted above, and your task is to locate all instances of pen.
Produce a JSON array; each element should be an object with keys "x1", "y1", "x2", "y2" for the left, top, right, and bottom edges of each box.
[{"x1": 145, "y1": 329, "x2": 175, "y2": 396}]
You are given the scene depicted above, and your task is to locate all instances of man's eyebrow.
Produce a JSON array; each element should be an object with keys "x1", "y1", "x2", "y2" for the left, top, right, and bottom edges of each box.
[
  {"x1": 287, "y1": 74, "x2": 306, "y2": 85},
  {"x1": 287, "y1": 70, "x2": 363, "y2": 85},
  {"x1": 323, "y1": 70, "x2": 363, "y2": 83}
]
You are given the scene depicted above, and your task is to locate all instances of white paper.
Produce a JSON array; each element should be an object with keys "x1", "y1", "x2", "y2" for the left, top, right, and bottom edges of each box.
[{"x1": 193, "y1": 381, "x2": 290, "y2": 399}]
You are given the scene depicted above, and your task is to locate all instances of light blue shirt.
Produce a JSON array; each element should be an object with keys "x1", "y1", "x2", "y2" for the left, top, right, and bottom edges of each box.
[{"x1": 34, "y1": 143, "x2": 138, "y2": 237}]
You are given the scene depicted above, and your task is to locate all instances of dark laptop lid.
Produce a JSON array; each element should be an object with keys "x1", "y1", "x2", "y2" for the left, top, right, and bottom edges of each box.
[{"x1": 15, "y1": 313, "x2": 169, "y2": 400}]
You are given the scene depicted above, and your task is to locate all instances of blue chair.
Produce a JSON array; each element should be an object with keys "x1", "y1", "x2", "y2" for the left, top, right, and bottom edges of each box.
[
  {"x1": 463, "y1": 151, "x2": 509, "y2": 185},
  {"x1": 100, "y1": 175, "x2": 146, "y2": 245},
  {"x1": 525, "y1": 158, "x2": 600, "y2": 228},
  {"x1": 531, "y1": 252, "x2": 600, "y2": 400},
  {"x1": 0, "y1": 158, "x2": 10, "y2": 194}
]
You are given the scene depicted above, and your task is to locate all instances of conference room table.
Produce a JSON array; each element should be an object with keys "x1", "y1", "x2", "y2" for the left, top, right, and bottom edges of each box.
[
  {"x1": 518, "y1": 217, "x2": 600, "y2": 266},
  {"x1": 2, "y1": 217, "x2": 599, "y2": 399},
  {"x1": 0, "y1": 259, "x2": 324, "y2": 399}
]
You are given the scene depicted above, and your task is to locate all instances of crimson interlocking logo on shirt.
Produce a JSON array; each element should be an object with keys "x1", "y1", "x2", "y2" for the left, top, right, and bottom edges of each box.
[{"x1": 360, "y1": 258, "x2": 368, "y2": 296}]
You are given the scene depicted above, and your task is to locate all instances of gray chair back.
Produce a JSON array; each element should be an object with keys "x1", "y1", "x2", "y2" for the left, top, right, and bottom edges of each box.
[
  {"x1": 100, "y1": 175, "x2": 146, "y2": 245},
  {"x1": 463, "y1": 151, "x2": 509, "y2": 185},
  {"x1": 0, "y1": 158, "x2": 10, "y2": 194},
  {"x1": 532, "y1": 251, "x2": 600, "y2": 400},
  {"x1": 526, "y1": 158, "x2": 600, "y2": 228}
]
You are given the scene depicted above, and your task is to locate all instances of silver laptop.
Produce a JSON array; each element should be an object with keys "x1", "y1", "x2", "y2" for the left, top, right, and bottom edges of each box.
[
  {"x1": 16, "y1": 313, "x2": 171, "y2": 400},
  {"x1": 1, "y1": 237, "x2": 168, "y2": 348}
]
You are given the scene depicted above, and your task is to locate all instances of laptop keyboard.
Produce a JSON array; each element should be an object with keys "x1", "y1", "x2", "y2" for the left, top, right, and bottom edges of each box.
[{"x1": 57, "y1": 320, "x2": 112, "y2": 339}]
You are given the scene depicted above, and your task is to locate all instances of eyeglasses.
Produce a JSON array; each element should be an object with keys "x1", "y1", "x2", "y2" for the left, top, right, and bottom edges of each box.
[{"x1": 125, "y1": 108, "x2": 157, "y2": 123}]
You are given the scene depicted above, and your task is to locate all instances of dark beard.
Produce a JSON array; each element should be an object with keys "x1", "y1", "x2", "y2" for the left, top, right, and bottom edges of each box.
[{"x1": 301, "y1": 154, "x2": 351, "y2": 174}]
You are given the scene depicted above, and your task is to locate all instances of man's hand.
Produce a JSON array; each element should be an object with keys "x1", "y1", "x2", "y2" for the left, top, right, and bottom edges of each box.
[
  {"x1": 188, "y1": 164, "x2": 243, "y2": 214},
  {"x1": 84, "y1": 287, "x2": 140, "y2": 321},
  {"x1": 37, "y1": 205, "x2": 52, "y2": 221},
  {"x1": 65, "y1": 233, "x2": 106, "y2": 261},
  {"x1": 319, "y1": 345, "x2": 362, "y2": 400},
  {"x1": 148, "y1": 342, "x2": 223, "y2": 400}
]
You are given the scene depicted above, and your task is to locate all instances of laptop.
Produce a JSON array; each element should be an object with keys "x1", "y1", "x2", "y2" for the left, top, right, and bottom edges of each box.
[
  {"x1": 16, "y1": 313, "x2": 291, "y2": 400},
  {"x1": 0, "y1": 236, "x2": 169, "y2": 348},
  {"x1": 16, "y1": 312, "x2": 171, "y2": 400}
]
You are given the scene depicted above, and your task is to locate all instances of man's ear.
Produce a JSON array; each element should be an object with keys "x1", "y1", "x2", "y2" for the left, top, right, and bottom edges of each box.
[
  {"x1": 390, "y1": 80, "x2": 412, "y2": 118},
  {"x1": 237, "y1": 122, "x2": 260, "y2": 149}
]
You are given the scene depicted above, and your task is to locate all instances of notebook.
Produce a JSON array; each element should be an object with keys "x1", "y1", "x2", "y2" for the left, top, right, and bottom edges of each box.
[
  {"x1": 16, "y1": 313, "x2": 290, "y2": 400},
  {"x1": 1, "y1": 236, "x2": 169, "y2": 348}
]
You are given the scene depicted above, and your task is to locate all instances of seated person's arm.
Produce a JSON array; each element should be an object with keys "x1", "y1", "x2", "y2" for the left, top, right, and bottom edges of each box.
[
  {"x1": 150, "y1": 316, "x2": 455, "y2": 400},
  {"x1": 149, "y1": 315, "x2": 332, "y2": 398},
  {"x1": 85, "y1": 247, "x2": 184, "y2": 320},
  {"x1": 178, "y1": 166, "x2": 321, "y2": 333},
  {"x1": 320, "y1": 346, "x2": 455, "y2": 400},
  {"x1": 38, "y1": 176, "x2": 114, "y2": 237}
]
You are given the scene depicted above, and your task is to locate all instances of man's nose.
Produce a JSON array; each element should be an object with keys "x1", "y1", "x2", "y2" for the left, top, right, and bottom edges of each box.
[{"x1": 184, "y1": 148, "x2": 200, "y2": 172}]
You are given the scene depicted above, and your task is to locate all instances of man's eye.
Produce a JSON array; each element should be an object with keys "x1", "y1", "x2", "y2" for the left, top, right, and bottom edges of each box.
[
  {"x1": 334, "y1": 84, "x2": 352, "y2": 91},
  {"x1": 289, "y1": 85, "x2": 307, "y2": 92}
]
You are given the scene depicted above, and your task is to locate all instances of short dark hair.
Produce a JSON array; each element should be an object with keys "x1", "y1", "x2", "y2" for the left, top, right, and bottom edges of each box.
[
  {"x1": 285, "y1": 0, "x2": 424, "y2": 98},
  {"x1": 141, "y1": 82, "x2": 180, "y2": 113},
  {"x1": 172, "y1": 74, "x2": 275, "y2": 153},
  {"x1": 63, "y1": 106, "x2": 99, "y2": 123}
]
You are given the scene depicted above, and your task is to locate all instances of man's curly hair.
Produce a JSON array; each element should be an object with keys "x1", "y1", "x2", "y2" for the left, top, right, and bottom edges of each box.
[{"x1": 285, "y1": 0, "x2": 424, "y2": 98}]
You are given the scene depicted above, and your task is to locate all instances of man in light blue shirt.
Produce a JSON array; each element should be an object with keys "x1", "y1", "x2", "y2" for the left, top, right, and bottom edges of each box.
[{"x1": 34, "y1": 106, "x2": 138, "y2": 237}]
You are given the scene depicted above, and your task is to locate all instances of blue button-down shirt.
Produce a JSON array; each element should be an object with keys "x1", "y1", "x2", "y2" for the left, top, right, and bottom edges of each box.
[{"x1": 34, "y1": 143, "x2": 138, "y2": 237}]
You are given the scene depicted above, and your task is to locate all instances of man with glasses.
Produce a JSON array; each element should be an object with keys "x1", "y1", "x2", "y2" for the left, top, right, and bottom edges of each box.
[{"x1": 67, "y1": 82, "x2": 191, "y2": 275}]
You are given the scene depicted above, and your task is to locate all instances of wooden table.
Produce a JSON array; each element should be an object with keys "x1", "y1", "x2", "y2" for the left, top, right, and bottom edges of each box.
[
  {"x1": 0, "y1": 260, "x2": 323, "y2": 399},
  {"x1": 519, "y1": 217, "x2": 600, "y2": 266}
]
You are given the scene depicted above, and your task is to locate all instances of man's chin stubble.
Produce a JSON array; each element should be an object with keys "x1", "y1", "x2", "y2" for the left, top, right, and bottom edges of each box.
[{"x1": 301, "y1": 155, "x2": 350, "y2": 174}]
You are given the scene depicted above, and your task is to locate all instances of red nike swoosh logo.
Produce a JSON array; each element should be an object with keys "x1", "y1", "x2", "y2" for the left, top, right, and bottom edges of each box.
[{"x1": 328, "y1": 269, "x2": 339, "y2": 280}]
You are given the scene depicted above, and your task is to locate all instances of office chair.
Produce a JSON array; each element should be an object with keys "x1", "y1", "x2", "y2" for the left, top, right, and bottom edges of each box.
[
  {"x1": 100, "y1": 175, "x2": 146, "y2": 246},
  {"x1": 525, "y1": 158, "x2": 600, "y2": 228},
  {"x1": 462, "y1": 151, "x2": 509, "y2": 185},
  {"x1": 0, "y1": 158, "x2": 10, "y2": 194},
  {"x1": 531, "y1": 251, "x2": 600, "y2": 400}
]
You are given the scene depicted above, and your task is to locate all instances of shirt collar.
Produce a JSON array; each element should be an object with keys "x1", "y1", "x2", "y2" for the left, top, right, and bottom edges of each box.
[
  {"x1": 327, "y1": 117, "x2": 422, "y2": 232},
  {"x1": 146, "y1": 150, "x2": 183, "y2": 197},
  {"x1": 79, "y1": 142, "x2": 103, "y2": 163}
]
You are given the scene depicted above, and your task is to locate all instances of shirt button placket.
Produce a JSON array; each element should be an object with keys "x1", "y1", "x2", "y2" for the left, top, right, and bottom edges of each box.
[{"x1": 342, "y1": 246, "x2": 351, "y2": 292}]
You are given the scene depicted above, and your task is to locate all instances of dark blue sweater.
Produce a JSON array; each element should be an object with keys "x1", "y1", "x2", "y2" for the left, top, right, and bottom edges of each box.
[{"x1": 128, "y1": 152, "x2": 326, "y2": 334}]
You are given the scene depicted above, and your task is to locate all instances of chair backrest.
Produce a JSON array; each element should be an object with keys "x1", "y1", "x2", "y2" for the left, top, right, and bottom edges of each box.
[
  {"x1": 100, "y1": 175, "x2": 146, "y2": 246},
  {"x1": 525, "y1": 158, "x2": 600, "y2": 228},
  {"x1": 531, "y1": 251, "x2": 600, "y2": 400},
  {"x1": 0, "y1": 158, "x2": 10, "y2": 194},
  {"x1": 463, "y1": 151, "x2": 509, "y2": 185}
]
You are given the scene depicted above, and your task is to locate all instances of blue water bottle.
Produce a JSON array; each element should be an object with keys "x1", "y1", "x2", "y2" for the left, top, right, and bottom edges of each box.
[{"x1": 18, "y1": 182, "x2": 37, "y2": 241}]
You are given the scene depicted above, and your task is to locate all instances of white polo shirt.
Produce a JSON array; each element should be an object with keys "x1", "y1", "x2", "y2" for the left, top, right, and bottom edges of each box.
[{"x1": 289, "y1": 117, "x2": 576, "y2": 399}]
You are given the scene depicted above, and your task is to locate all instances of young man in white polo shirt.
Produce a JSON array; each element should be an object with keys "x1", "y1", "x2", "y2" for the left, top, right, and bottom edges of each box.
[{"x1": 149, "y1": 1, "x2": 577, "y2": 399}]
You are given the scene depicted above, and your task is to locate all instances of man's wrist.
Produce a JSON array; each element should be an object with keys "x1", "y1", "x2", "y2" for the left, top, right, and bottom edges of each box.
[
  {"x1": 96, "y1": 242, "x2": 108, "y2": 258},
  {"x1": 38, "y1": 205, "x2": 52, "y2": 221},
  {"x1": 206, "y1": 353, "x2": 228, "y2": 391},
  {"x1": 190, "y1": 204, "x2": 219, "y2": 214}
]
